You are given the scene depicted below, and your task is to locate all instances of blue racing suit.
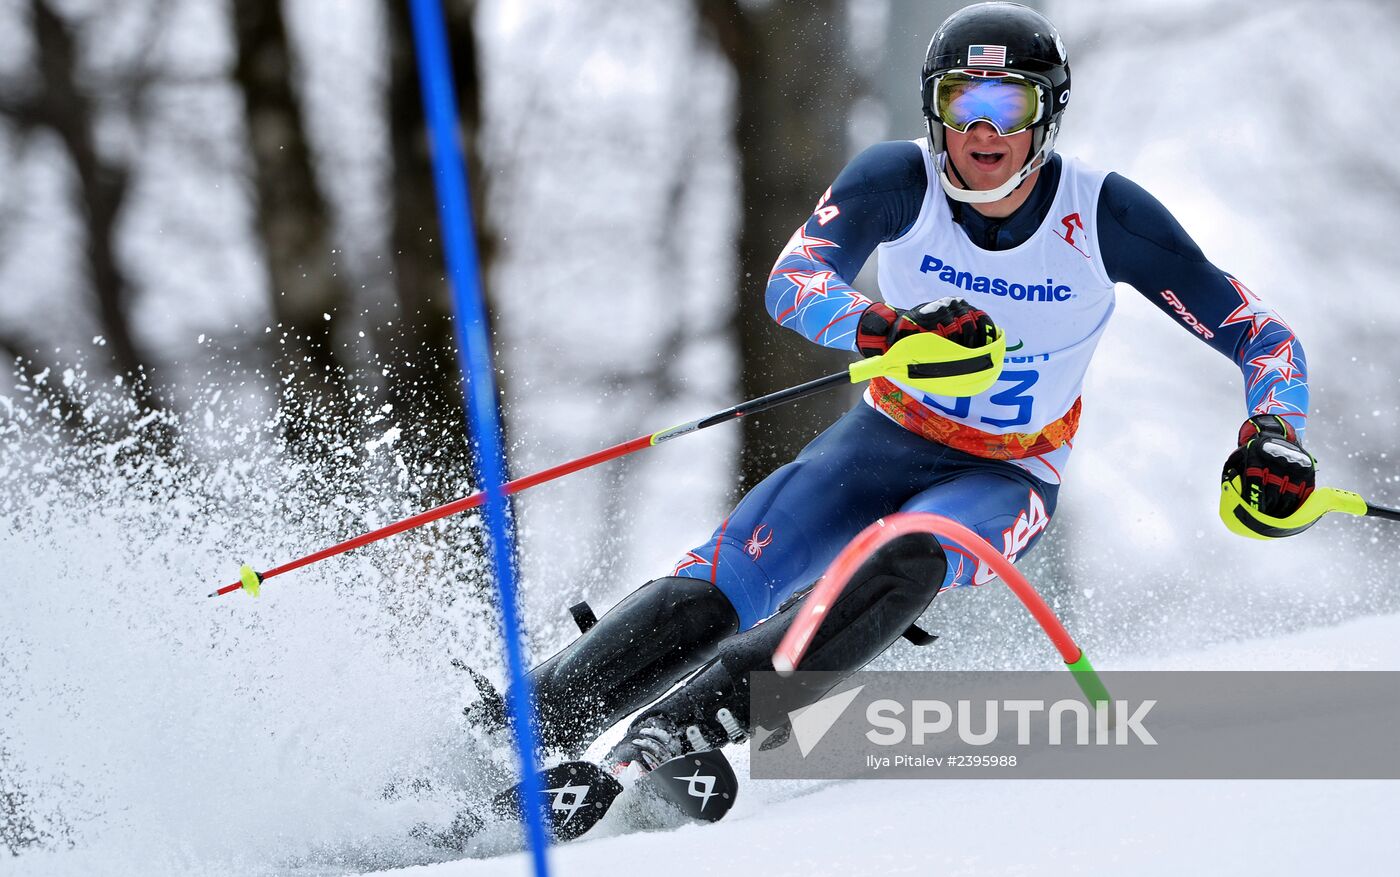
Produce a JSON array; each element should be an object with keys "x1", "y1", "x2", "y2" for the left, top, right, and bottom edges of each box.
[{"x1": 674, "y1": 143, "x2": 1308, "y2": 631}]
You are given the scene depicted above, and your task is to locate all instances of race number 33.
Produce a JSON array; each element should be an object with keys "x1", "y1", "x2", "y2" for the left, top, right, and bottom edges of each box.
[{"x1": 929, "y1": 369, "x2": 1039, "y2": 428}]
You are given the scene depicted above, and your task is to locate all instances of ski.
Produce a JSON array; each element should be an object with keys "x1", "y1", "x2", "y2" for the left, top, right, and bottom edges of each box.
[
  {"x1": 642, "y1": 749, "x2": 739, "y2": 823},
  {"x1": 417, "y1": 749, "x2": 739, "y2": 851},
  {"x1": 495, "y1": 760, "x2": 624, "y2": 842}
]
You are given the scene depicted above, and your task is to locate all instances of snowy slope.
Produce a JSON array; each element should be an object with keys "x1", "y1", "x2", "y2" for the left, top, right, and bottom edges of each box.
[{"x1": 387, "y1": 613, "x2": 1400, "y2": 877}]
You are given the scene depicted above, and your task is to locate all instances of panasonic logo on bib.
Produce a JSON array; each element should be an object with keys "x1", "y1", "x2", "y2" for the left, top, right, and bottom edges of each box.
[{"x1": 920, "y1": 255, "x2": 1074, "y2": 302}]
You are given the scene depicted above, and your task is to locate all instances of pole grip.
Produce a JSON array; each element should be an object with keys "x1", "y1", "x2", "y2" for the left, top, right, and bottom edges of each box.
[
  {"x1": 1220, "y1": 483, "x2": 1369, "y2": 540},
  {"x1": 848, "y1": 330, "x2": 1005, "y2": 397}
]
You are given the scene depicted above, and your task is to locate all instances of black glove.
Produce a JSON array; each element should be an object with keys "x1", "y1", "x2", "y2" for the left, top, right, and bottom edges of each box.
[
  {"x1": 855, "y1": 297, "x2": 996, "y2": 358},
  {"x1": 1222, "y1": 414, "x2": 1316, "y2": 518}
]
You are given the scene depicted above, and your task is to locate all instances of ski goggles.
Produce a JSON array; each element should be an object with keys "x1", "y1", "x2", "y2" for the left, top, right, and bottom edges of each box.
[{"x1": 927, "y1": 71, "x2": 1045, "y2": 135}]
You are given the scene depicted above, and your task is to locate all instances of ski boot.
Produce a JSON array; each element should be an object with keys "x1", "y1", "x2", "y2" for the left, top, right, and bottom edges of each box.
[
  {"x1": 605, "y1": 715, "x2": 739, "y2": 824},
  {"x1": 605, "y1": 715, "x2": 692, "y2": 784}
]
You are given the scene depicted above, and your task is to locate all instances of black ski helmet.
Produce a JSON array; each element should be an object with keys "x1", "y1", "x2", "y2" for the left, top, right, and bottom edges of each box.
[{"x1": 921, "y1": 3, "x2": 1071, "y2": 195}]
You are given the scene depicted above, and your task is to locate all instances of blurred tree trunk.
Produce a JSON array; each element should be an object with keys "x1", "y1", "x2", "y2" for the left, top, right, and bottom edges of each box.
[
  {"x1": 382, "y1": 0, "x2": 497, "y2": 493},
  {"x1": 232, "y1": 0, "x2": 352, "y2": 453},
  {"x1": 22, "y1": 0, "x2": 159, "y2": 411},
  {"x1": 699, "y1": 0, "x2": 857, "y2": 489}
]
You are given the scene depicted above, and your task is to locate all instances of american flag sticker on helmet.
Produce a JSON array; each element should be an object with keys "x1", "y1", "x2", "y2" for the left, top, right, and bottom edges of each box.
[{"x1": 968, "y1": 44, "x2": 1007, "y2": 67}]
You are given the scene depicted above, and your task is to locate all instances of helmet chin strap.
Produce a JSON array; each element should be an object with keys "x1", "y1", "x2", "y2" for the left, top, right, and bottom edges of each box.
[{"x1": 937, "y1": 121, "x2": 1059, "y2": 205}]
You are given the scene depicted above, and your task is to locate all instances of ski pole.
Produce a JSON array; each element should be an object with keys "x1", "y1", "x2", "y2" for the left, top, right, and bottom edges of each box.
[
  {"x1": 773, "y1": 511, "x2": 1110, "y2": 708},
  {"x1": 1219, "y1": 481, "x2": 1400, "y2": 540},
  {"x1": 211, "y1": 330, "x2": 1007, "y2": 598}
]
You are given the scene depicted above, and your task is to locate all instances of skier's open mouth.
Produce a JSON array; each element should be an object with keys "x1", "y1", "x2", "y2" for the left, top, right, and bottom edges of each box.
[{"x1": 970, "y1": 150, "x2": 1005, "y2": 169}]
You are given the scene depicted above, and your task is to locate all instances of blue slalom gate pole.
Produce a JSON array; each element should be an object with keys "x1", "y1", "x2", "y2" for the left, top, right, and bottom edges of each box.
[{"x1": 406, "y1": 2, "x2": 551, "y2": 874}]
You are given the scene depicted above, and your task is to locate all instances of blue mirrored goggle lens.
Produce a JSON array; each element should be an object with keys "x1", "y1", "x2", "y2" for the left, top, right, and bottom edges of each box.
[{"x1": 935, "y1": 76, "x2": 1040, "y2": 135}]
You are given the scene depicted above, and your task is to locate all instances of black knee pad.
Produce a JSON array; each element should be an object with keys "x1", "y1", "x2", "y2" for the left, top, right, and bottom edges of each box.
[
  {"x1": 717, "y1": 530, "x2": 945, "y2": 674},
  {"x1": 632, "y1": 533, "x2": 947, "y2": 743},
  {"x1": 797, "y1": 530, "x2": 946, "y2": 672},
  {"x1": 529, "y1": 576, "x2": 738, "y2": 753}
]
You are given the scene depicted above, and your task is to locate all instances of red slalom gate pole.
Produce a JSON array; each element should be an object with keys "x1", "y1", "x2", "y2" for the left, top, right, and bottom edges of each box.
[{"x1": 772, "y1": 512, "x2": 1110, "y2": 706}]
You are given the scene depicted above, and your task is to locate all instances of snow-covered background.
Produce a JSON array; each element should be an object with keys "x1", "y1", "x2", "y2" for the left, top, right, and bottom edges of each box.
[{"x1": 4, "y1": 0, "x2": 1400, "y2": 874}]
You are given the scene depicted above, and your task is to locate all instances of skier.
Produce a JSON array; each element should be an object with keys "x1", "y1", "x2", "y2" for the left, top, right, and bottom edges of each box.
[{"x1": 495, "y1": 1, "x2": 1317, "y2": 784}]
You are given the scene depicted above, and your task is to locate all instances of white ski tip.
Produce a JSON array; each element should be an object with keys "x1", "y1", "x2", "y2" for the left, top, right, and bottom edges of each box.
[{"x1": 772, "y1": 654, "x2": 794, "y2": 676}]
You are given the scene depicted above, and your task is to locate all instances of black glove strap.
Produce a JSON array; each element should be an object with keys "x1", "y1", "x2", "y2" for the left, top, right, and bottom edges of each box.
[{"x1": 1238, "y1": 413, "x2": 1298, "y2": 446}]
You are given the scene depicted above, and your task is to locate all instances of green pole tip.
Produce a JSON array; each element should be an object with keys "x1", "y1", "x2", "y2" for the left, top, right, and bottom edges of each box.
[
  {"x1": 1066, "y1": 651, "x2": 1111, "y2": 708},
  {"x1": 239, "y1": 564, "x2": 262, "y2": 598}
]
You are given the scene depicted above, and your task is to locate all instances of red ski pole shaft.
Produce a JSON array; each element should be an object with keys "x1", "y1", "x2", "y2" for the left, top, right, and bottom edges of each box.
[
  {"x1": 210, "y1": 334, "x2": 1007, "y2": 599},
  {"x1": 209, "y1": 434, "x2": 653, "y2": 597},
  {"x1": 210, "y1": 371, "x2": 854, "y2": 598}
]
